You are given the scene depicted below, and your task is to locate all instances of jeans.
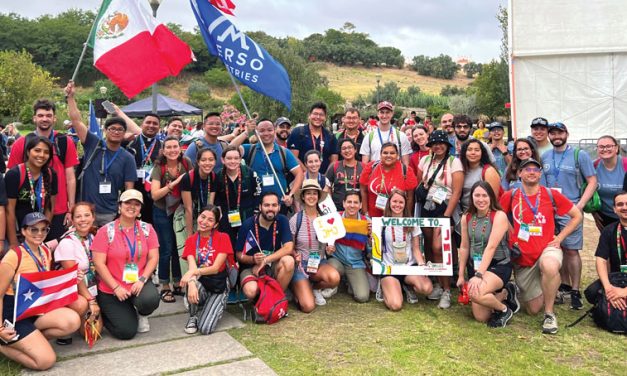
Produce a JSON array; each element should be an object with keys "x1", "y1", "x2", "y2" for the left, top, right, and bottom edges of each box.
[{"x1": 153, "y1": 206, "x2": 182, "y2": 284}]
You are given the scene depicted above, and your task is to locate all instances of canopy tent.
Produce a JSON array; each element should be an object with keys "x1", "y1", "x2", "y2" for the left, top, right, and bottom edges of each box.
[{"x1": 120, "y1": 94, "x2": 203, "y2": 117}]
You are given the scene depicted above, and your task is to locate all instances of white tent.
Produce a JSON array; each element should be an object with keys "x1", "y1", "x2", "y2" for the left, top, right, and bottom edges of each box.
[{"x1": 509, "y1": 0, "x2": 627, "y2": 141}]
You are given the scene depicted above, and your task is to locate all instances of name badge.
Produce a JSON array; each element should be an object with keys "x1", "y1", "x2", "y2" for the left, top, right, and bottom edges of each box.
[
  {"x1": 472, "y1": 254, "x2": 483, "y2": 269},
  {"x1": 375, "y1": 194, "x2": 388, "y2": 210},
  {"x1": 529, "y1": 226, "x2": 543, "y2": 237},
  {"x1": 122, "y1": 263, "x2": 139, "y2": 283},
  {"x1": 136, "y1": 168, "x2": 145, "y2": 181},
  {"x1": 262, "y1": 174, "x2": 275, "y2": 187},
  {"x1": 518, "y1": 223, "x2": 530, "y2": 242},
  {"x1": 620, "y1": 265, "x2": 627, "y2": 273},
  {"x1": 433, "y1": 187, "x2": 448, "y2": 204},
  {"x1": 553, "y1": 188, "x2": 562, "y2": 194},
  {"x1": 227, "y1": 210, "x2": 242, "y2": 227},
  {"x1": 85, "y1": 270, "x2": 98, "y2": 297},
  {"x1": 392, "y1": 241, "x2": 408, "y2": 264},
  {"x1": 306, "y1": 251, "x2": 321, "y2": 274},
  {"x1": 99, "y1": 182, "x2": 112, "y2": 194}
]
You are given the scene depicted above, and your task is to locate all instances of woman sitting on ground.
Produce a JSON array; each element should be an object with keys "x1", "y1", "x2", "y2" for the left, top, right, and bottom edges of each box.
[
  {"x1": 180, "y1": 206, "x2": 233, "y2": 335},
  {"x1": 54, "y1": 202, "x2": 103, "y2": 345},
  {"x1": 290, "y1": 179, "x2": 341, "y2": 312},
  {"x1": 378, "y1": 189, "x2": 432, "y2": 311},
  {"x1": 92, "y1": 189, "x2": 160, "y2": 340},
  {"x1": 456, "y1": 181, "x2": 519, "y2": 328},
  {"x1": 0, "y1": 212, "x2": 80, "y2": 371}
]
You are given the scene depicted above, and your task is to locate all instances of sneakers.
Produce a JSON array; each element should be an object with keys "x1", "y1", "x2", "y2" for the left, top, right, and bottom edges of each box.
[
  {"x1": 437, "y1": 290, "x2": 451, "y2": 309},
  {"x1": 375, "y1": 280, "x2": 384, "y2": 302},
  {"x1": 504, "y1": 282, "x2": 520, "y2": 314},
  {"x1": 137, "y1": 315, "x2": 150, "y2": 333},
  {"x1": 570, "y1": 290, "x2": 584, "y2": 310},
  {"x1": 184, "y1": 316, "x2": 198, "y2": 334},
  {"x1": 427, "y1": 283, "x2": 443, "y2": 301},
  {"x1": 542, "y1": 313, "x2": 558, "y2": 334},
  {"x1": 321, "y1": 287, "x2": 338, "y2": 299},
  {"x1": 402, "y1": 284, "x2": 419, "y2": 304},
  {"x1": 555, "y1": 283, "x2": 571, "y2": 305},
  {"x1": 55, "y1": 337, "x2": 73, "y2": 345},
  {"x1": 313, "y1": 289, "x2": 327, "y2": 306},
  {"x1": 487, "y1": 307, "x2": 513, "y2": 328}
]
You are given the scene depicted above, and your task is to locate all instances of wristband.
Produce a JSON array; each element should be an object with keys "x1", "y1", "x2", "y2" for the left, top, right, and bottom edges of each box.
[{"x1": 113, "y1": 285, "x2": 120, "y2": 292}]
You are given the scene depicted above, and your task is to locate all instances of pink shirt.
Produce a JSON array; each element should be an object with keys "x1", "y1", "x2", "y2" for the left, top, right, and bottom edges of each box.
[
  {"x1": 91, "y1": 220, "x2": 159, "y2": 294},
  {"x1": 54, "y1": 233, "x2": 94, "y2": 272}
]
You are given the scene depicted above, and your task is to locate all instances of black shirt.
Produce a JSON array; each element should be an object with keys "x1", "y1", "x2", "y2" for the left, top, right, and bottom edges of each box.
[{"x1": 595, "y1": 222, "x2": 627, "y2": 273}]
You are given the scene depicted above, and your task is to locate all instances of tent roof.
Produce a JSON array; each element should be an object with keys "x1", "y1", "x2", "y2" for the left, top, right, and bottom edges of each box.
[{"x1": 121, "y1": 94, "x2": 202, "y2": 117}]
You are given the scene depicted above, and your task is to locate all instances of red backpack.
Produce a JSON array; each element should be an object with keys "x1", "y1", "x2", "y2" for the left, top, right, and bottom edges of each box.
[{"x1": 254, "y1": 275, "x2": 288, "y2": 324}]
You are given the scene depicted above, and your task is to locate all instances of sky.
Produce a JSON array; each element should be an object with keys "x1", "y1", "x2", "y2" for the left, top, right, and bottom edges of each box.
[{"x1": 1, "y1": 0, "x2": 507, "y2": 63}]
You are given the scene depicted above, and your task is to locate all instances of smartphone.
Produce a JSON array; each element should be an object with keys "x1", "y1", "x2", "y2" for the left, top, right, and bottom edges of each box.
[
  {"x1": 102, "y1": 100, "x2": 116, "y2": 114},
  {"x1": 3, "y1": 319, "x2": 19, "y2": 341}
]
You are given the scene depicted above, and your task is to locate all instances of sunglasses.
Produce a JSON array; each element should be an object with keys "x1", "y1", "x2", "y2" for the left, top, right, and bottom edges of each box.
[
  {"x1": 27, "y1": 226, "x2": 51, "y2": 235},
  {"x1": 531, "y1": 118, "x2": 548, "y2": 126}
]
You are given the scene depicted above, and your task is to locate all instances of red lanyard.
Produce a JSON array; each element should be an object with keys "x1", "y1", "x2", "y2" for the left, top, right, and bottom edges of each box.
[
  {"x1": 391, "y1": 226, "x2": 407, "y2": 243},
  {"x1": 225, "y1": 168, "x2": 242, "y2": 209},
  {"x1": 26, "y1": 166, "x2": 45, "y2": 212},
  {"x1": 255, "y1": 218, "x2": 277, "y2": 251},
  {"x1": 343, "y1": 162, "x2": 358, "y2": 191},
  {"x1": 616, "y1": 225, "x2": 627, "y2": 265},
  {"x1": 311, "y1": 130, "x2": 324, "y2": 152},
  {"x1": 305, "y1": 214, "x2": 313, "y2": 250},
  {"x1": 470, "y1": 212, "x2": 490, "y2": 250},
  {"x1": 375, "y1": 163, "x2": 390, "y2": 195}
]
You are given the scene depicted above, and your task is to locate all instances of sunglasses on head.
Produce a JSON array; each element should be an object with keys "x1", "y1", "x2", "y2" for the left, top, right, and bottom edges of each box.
[{"x1": 531, "y1": 118, "x2": 548, "y2": 127}]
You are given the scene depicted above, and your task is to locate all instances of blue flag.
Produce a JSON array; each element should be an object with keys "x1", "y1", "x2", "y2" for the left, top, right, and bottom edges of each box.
[
  {"x1": 88, "y1": 100, "x2": 102, "y2": 138},
  {"x1": 190, "y1": 0, "x2": 292, "y2": 110}
]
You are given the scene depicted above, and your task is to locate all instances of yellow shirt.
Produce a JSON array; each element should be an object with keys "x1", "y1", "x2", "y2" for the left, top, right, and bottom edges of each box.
[{"x1": 1, "y1": 246, "x2": 51, "y2": 296}]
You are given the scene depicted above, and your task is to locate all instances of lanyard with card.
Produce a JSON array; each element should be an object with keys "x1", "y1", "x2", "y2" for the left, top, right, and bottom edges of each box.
[
  {"x1": 255, "y1": 218, "x2": 277, "y2": 258},
  {"x1": 77, "y1": 233, "x2": 98, "y2": 296},
  {"x1": 198, "y1": 173, "x2": 212, "y2": 212},
  {"x1": 225, "y1": 169, "x2": 242, "y2": 227},
  {"x1": 25, "y1": 167, "x2": 45, "y2": 212},
  {"x1": 518, "y1": 189, "x2": 541, "y2": 241},
  {"x1": 374, "y1": 164, "x2": 389, "y2": 210},
  {"x1": 551, "y1": 146, "x2": 569, "y2": 186},
  {"x1": 432, "y1": 187, "x2": 448, "y2": 204},
  {"x1": 306, "y1": 251, "x2": 321, "y2": 273},
  {"x1": 121, "y1": 222, "x2": 142, "y2": 283},
  {"x1": 616, "y1": 225, "x2": 627, "y2": 272},
  {"x1": 470, "y1": 213, "x2": 489, "y2": 266}
]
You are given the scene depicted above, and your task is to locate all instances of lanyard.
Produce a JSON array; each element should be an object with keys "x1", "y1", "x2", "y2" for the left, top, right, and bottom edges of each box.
[
  {"x1": 225, "y1": 168, "x2": 242, "y2": 210},
  {"x1": 374, "y1": 163, "x2": 389, "y2": 195},
  {"x1": 26, "y1": 166, "x2": 45, "y2": 213},
  {"x1": 310, "y1": 129, "x2": 324, "y2": 152},
  {"x1": 305, "y1": 214, "x2": 313, "y2": 250},
  {"x1": 343, "y1": 162, "x2": 358, "y2": 191},
  {"x1": 198, "y1": 172, "x2": 212, "y2": 211},
  {"x1": 470, "y1": 213, "x2": 490, "y2": 252},
  {"x1": 616, "y1": 225, "x2": 627, "y2": 265},
  {"x1": 390, "y1": 226, "x2": 407, "y2": 243},
  {"x1": 377, "y1": 127, "x2": 395, "y2": 145},
  {"x1": 22, "y1": 243, "x2": 47, "y2": 272},
  {"x1": 120, "y1": 222, "x2": 142, "y2": 263},
  {"x1": 519, "y1": 189, "x2": 541, "y2": 225},
  {"x1": 101, "y1": 145, "x2": 121, "y2": 179},
  {"x1": 196, "y1": 232, "x2": 214, "y2": 266},
  {"x1": 551, "y1": 146, "x2": 570, "y2": 184},
  {"x1": 255, "y1": 217, "x2": 277, "y2": 252},
  {"x1": 139, "y1": 136, "x2": 157, "y2": 166}
]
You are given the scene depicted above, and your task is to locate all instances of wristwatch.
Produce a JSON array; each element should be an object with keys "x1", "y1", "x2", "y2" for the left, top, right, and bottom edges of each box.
[
  {"x1": 474, "y1": 272, "x2": 483, "y2": 279},
  {"x1": 138, "y1": 276, "x2": 147, "y2": 283}
]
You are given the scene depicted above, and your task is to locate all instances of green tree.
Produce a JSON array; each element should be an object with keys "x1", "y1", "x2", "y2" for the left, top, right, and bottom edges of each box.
[
  {"x1": 0, "y1": 50, "x2": 56, "y2": 119},
  {"x1": 440, "y1": 85, "x2": 466, "y2": 96},
  {"x1": 313, "y1": 87, "x2": 345, "y2": 114},
  {"x1": 472, "y1": 60, "x2": 509, "y2": 117},
  {"x1": 463, "y1": 62, "x2": 483, "y2": 78},
  {"x1": 448, "y1": 94, "x2": 478, "y2": 118}
]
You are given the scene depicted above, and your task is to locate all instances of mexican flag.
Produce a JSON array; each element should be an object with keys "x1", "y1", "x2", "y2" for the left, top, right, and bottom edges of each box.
[{"x1": 88, "y1": 0, "x2": 193, "y2": 98}]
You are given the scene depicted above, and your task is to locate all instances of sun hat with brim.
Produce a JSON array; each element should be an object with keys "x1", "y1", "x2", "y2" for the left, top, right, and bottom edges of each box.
[
  {"x1": 426, "y1": 130, "x2": 452, "y2": 147},
  {"x1": 518, "y1": 158, "x2": 542, "y2": 170},
  {"x1": 119, "y1": 189, "x2": 144, "y2": 204},
  {"x1": 22, "y1": 212, "x2": 50, "y2": 228},
  {"x1": 295, "y1": 179, "x2": 329, "y2": 205}
]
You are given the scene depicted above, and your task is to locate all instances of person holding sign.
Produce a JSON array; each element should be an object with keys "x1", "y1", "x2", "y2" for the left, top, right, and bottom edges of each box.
[
  {"x1": 289, "y1": 180, "x2": 341, "y2": 311},
  {"x1": 92, "y1": 190, "x2": 160, "y2": 340},
  {"x1": 215, "y1": 146, "x2": 258, "y2": 246},
  {"x1": 457, "y1": 182, "x2": 518, "y2": 328},
  {"x1": 378, "y1": 189, "x2": 432, "y2": 311},
  {"x1": 359, "y1": 142, "x2": 417, "y2": 218},
  {"x1": 0, "y1": 212, "x2": 80, "y2": 370}
]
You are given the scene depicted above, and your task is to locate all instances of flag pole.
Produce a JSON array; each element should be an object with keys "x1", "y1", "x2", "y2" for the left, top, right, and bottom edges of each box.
[
  {"x1": 227, "y1": 70, "x2": 287, "y2": 197},
  {"x1": 70, "y1": 2, "x2": 105, "y2": 82}
]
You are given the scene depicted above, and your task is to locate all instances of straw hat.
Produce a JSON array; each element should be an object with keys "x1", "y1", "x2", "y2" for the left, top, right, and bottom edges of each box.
[{"x1": 295, "y1": 179, "x2": 329, "y2": 205}]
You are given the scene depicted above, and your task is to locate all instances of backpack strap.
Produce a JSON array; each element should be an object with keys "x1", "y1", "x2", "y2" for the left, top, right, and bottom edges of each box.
[
  {"x1": 593, "y1": 158, "x2": 600, "y2": 169},
  {"x1": 55, "y1": 133, "x2": 68, "y2": 164},
  {"x1": 246, "y1": 144, "x2": 258, "y2": 168},
  {"x1": 294, "y1": 210, "x2": 304, "y2": 249},
  {"x1": 189, "y1": 169, "x2": 195, "y2": 187},
  {"x1": 623, "y1": 156, "x2": 627, "y2": 172},
  {"x1": 333, "y1": 161, "x2": 340, "y2": 175},
  {"x1": 481, "y1": 164, "x2": 490, "y2": 180},
  {"x1": 107, "y1": 222, "x2": 116, "y2": 244},
  {"x1": 18, "y1": 163, "x2": 26, "y2": 188},
  {"x1": 139, "y1": 221, "x2": 150, "y2": 238}
]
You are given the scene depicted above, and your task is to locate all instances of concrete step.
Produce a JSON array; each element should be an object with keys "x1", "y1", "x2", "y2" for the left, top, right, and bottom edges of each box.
[
  {"x1": 51, "y1": 311, "x2": 244, "y2": 359},
  {"x1": 174, "y1": 358, "x2": 277, "y2": 376},
  {"x1": 23, "y1": 332, "x2": 251, "y2": 376}
]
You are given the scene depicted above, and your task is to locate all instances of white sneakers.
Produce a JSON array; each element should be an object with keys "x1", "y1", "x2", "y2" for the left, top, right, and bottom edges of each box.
[
  {"x1": 437, "y1": 290, "x2": 452, "y2": 309},
  {"x1": 321, "y1": 287, "x2": 338, "y2": 299},
  {"x1": 137, "y1": 315, "x2": 150, "y2": 333},
  {"x1": 313, "y1": 289, "x2": 327, "y2": 306},
  {"x1": 427, "y1": 283, "x2": 444, "y2": 300}
]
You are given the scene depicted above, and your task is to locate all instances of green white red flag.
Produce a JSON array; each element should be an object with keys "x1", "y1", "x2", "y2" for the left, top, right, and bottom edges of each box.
[{"x1": 88, "y1": 0, "x2": 193, "y2": 98}]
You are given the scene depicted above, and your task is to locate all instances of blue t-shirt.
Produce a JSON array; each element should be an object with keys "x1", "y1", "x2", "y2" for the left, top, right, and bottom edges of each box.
[
  {"x1": 184, "y1": 138, "x2": 225, "y2": 172},
  {"x1": 81, "y1": 132, "x2": 137, "y2": 214},
  {"x1": 242, "y1": 143, "x2": 299, "y2": 201},
  {"x1": 596, "y1": 157, "x2": 626, "y2": 218},
  {"x1": 287, "y1": 125, "x2": 337, "y2": 173},
  {"x1": 492, "y1": 147, "x2": 507, "y2": 176},
  {"x1": 541, "y1": 146, "x2": 595, "y2": 202},
  {"x1": 235, "y1": 214, "x2": 293, "y2": 269}
]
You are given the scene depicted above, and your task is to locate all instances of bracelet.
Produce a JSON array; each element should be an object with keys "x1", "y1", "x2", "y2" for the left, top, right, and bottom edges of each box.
[
  {"x1": 112, "y1": 285, "x2": 120, "y2": 292},
  {"x1": 89, "y1": 301, "x2": 98, "y2": 306}
]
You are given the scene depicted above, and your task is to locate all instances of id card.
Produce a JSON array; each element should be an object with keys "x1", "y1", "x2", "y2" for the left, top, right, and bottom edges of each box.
[
  {"x1": 306, "y1": 251, "x2": 321, "y2": 274},
  {"x1": 529, "y1": 226, "x2": 543, "y2": 237},
  {"x1": 518, "y1": 223, "x2": 530, "y2": 242},
  {"x1": 433, "y1": 187, "x2": 448, "y2": 204},
  {"x1": 227, "y1": 210, "x2": 242, "y2": 227},
  {"x1": 375, "y1": 194, "x2": 388, "y2": 210},
  {"x1": 472, "y1": 254, "x2": 483, "y2": 269},
  {"x1": 621, "y1": 265, "x2": 627, "y2": 273},
  {"x1": 99, "y1": 182, "x2": 112, "y2": 194},
  {"x1": 122, "y1": 263, "x2": 139, "y2": 283},
  {"x1": 136, "y1": 168, "x2": 145, "y2": 181},
  {"x1": 262, "y1": 174, "x2": 275, "y2": 187},
  {"x1": 85, "y1": 270, "x2": 98, "y2": 297}
]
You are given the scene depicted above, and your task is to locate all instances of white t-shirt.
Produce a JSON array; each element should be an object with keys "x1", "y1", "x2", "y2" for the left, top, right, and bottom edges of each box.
[
  {"x1": 360, "y1": 127, "x2": 412, "y2": 162},
  {"x1": 382, "y1": 226, "x2": 422, "y2": 266}
]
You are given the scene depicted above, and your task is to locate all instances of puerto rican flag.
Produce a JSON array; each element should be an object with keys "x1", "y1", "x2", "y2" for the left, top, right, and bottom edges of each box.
[{"x1": 13, "y1": 265, "x2": 78, "y2": 322}]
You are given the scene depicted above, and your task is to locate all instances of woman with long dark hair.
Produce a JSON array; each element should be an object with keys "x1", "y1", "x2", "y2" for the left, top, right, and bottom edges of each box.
[
  {"x1": 459, "y1": 139, "x2": 501, "y2": 212},
  {"x1": 501, "y1": 138, "x2": 540, "y2": 191},
  {"x1": 181, "y1": 148, "x2": 218, "y2": 236}
]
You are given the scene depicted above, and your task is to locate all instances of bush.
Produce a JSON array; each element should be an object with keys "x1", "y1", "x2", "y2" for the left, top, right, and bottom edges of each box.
[{"x1": 204, "y1": 68, "x2": 231, "y2": 88}]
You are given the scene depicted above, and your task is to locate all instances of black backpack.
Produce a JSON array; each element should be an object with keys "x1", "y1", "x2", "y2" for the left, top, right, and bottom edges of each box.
[{"x1": 568, "y1": 272, "x2": 627, "y2": 333}]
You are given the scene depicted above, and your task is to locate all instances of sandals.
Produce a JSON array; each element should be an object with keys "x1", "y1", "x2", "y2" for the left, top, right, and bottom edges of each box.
[{"x1": 160, "y1": 289, "x2": 176, "y2": 303}]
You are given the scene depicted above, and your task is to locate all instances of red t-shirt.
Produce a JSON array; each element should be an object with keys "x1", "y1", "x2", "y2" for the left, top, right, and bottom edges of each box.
[
  {"x1": 91, "y1": 220, "x2": 160, "y2": 294},
  {"x1": 181, "y1": 231, "x2": 233, "y2": 273},
  {"x1": 499, "y1": 187, "x2": 573, "y2": 267},
  {"x1": 359, "y1": 161, "x2": 418, "y2": 217},
  {"x1": 8, "y1": 131, "x2": 79, "y2": 215},
  {"x1": 410, "y1": 150, "x2": 430, "y2": 179}
]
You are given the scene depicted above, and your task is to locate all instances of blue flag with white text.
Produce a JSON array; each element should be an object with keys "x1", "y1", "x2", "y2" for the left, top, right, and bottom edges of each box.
[
  {"x1": 88, "y1": 100, "x2": 102, "y2": 138},
  {"x1": 190, "y1": 0, "x2": 292, "y2": 110}
]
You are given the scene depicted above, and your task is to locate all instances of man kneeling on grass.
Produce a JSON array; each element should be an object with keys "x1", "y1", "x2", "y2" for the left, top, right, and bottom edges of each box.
[
  {"x1": 499, "y1": 159, "x2": 582, "y2": 334},
  {"x1": 235, "y1": 192, "x2": 295, "y2": 301}
]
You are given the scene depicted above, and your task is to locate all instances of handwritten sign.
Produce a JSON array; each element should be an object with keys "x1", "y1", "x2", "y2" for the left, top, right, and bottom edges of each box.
[{"x1": 313, "y1": 212, "x2": 346, "y2": 245}]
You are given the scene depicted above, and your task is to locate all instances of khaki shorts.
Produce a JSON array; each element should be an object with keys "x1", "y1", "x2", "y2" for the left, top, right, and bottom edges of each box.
[{"x1": 513, "y1": 246, "x2": 563, "y2": 302}]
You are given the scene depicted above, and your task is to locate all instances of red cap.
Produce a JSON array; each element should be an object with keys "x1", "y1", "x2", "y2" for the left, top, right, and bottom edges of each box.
[{"x1": 377, "y1": 101, "x2": 394, "y2": 111}]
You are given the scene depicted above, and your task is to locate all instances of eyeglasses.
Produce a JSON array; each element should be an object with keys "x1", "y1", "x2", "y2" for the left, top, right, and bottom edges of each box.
[
  {"x1": 523, "y1": 167, "x2": 541, "y2": 173},
  {"x1": 107, "y1": 127, "x2": 125, "y2": 133},
  {"x1": 454, "y1": 125, "x2": 470, "y2": 130},
  {"x1": 516, "y1": 147, "x2": 531, "y2": 153},
  {"x1": 340, "y1": 146, "x2": 355, "y2": 151},
  {"x1": 597, "y1": 145, "x2": 617, "y2": 151},
  {"x1": 27, "y1": 226, "x2": 50, "y2": 235}
]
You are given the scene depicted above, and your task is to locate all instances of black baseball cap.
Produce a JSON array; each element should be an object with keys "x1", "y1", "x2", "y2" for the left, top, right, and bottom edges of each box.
[{"x1": 530, "y1": 117, "x2": 548, "y2": 128}]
